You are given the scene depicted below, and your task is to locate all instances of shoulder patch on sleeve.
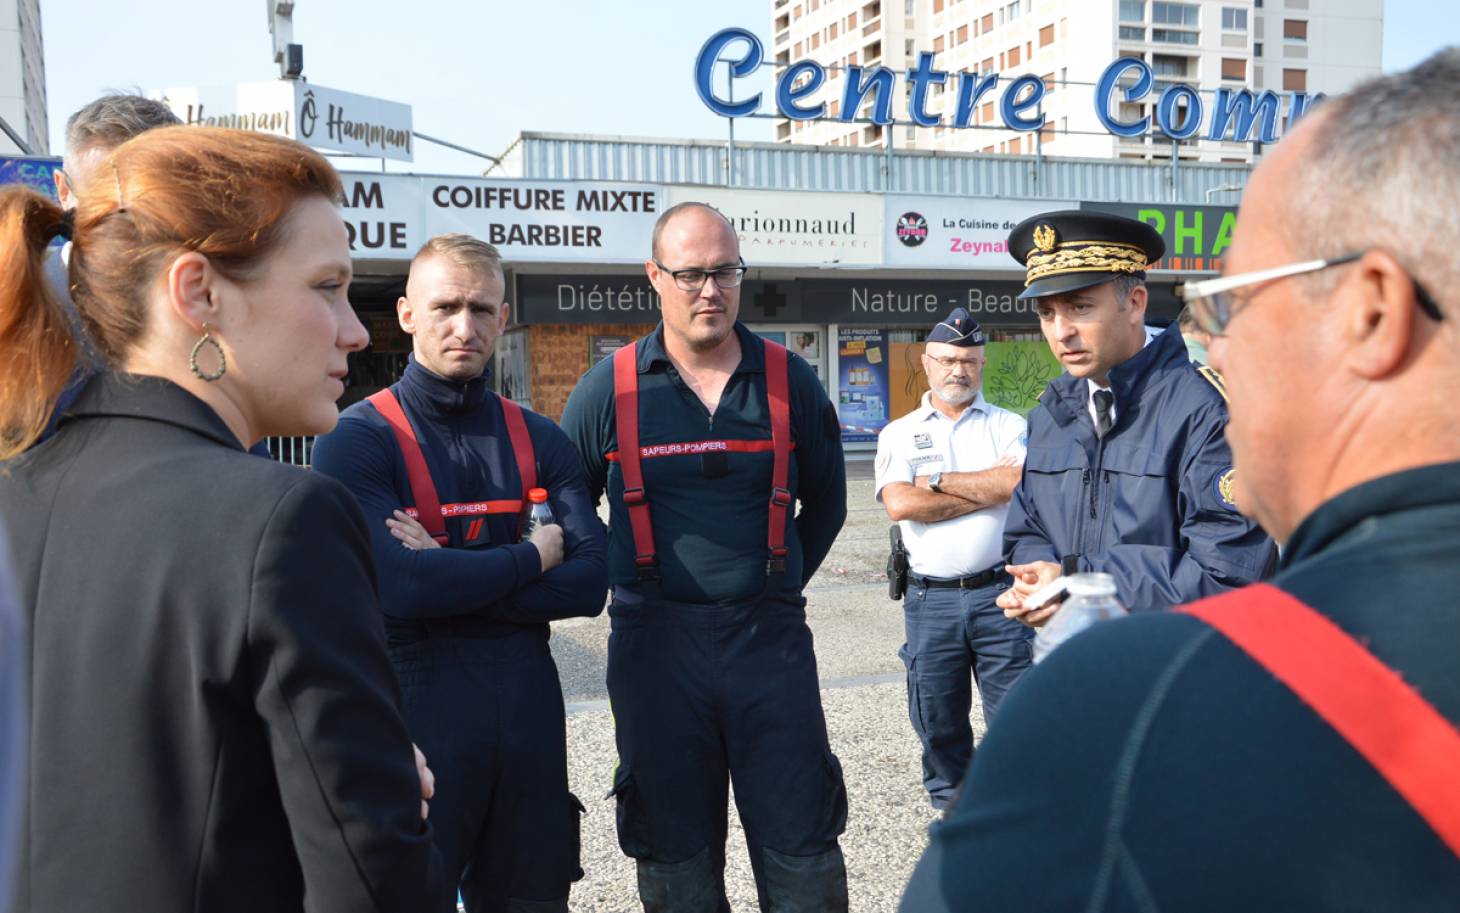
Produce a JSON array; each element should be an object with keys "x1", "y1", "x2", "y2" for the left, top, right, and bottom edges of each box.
[
  {"x1": 1196, "y1": 365, "x2": 1228, "y2": 402},
  {"x1": 1214, "y1": 467, "x2": 1239, "y2": 511}
]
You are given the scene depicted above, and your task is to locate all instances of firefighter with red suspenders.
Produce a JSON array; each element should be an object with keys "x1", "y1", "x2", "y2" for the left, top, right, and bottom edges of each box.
[
  {"x1": 561, "y1": 203, "x2": 850, "y2": 912},
  {"x1": 901, "y1": 52, "x2": 1460, "y2": 912},
  {"x1": 313, "y1": 235, "x2": 607, "y2": 913}
]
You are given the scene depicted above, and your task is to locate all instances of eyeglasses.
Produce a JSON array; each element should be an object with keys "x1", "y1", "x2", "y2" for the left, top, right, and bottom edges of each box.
[
  {"x1": 654, "y1": 259, "x2": 747, "y2": 292},
  {"x1": 1179, "y1": 251, "x2": 1444, "y2": 336},
  {"x1": 923, "y1": 354, "x2": 984, "y2": 371}
]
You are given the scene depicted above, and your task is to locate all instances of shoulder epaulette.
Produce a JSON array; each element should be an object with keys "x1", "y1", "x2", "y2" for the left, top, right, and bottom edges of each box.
[{"x1": 1196, "y1": 364, "x2": 1228, "y2": 402}]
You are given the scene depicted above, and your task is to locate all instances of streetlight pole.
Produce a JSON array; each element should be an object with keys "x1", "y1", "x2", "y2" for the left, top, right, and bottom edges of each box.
[{"x1": 1204, "y1": 183, "x2": 1243, "y2": 203}]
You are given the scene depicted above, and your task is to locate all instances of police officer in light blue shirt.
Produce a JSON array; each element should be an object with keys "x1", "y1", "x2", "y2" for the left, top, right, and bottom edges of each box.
[{"x1": 875, "y1": 309, "x2": 1032, "y2": 810}]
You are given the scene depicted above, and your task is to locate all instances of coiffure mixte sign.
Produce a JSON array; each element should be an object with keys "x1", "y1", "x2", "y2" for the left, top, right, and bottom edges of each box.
[{"x1": 695, "y1": 28, "x2": 1323, "y2": 145}]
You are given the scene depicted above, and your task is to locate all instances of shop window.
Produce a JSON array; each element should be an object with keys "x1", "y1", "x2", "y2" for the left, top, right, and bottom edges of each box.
[{"x1": 495, "y1": 330, "x2": 532, "y2": 408}]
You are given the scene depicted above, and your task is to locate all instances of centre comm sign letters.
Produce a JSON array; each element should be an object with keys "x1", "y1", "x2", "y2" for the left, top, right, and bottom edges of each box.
[{"x1": 695, "y1": 27, "x2": 1322, "y2": 146}]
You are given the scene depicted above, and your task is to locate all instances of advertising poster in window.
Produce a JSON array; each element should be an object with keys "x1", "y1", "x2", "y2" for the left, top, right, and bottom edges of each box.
[
  {"x1": 495, "y1": 330, "x2": 532, "y2": 406},
  {"x1": 983, "y1": 340, "x2": 1063, "y2": 417},
  {"x1": 589, "y1": 334, "x2": 632, "y2": 364},
  {"x1": 837, "y1": 328, "x2": 890, "y2": 443}
]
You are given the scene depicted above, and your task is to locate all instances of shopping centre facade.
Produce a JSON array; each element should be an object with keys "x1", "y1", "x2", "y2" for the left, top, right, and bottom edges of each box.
[
  {"x1": 1, "y1": 129, "x2": 1247, "y2": 454},
  {"x1": 341, "y1": 130, "x2": 1246, "y2": 450}
]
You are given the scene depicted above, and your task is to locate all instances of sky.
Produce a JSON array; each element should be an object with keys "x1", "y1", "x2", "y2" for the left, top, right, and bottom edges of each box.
[{"x1": 38, "y1": 0, "x2": 1458, "y2": 175}]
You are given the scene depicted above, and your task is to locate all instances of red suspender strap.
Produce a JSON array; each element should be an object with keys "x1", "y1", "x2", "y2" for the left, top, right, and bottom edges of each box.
[
  {"x1": 1182, "y1": 585, "x2": 1460, "y2": 860},
  {"x1": 367, "y1": 389, "x2": 449, "y2": 546},
  {"x1": 498, "y1": 396, "x2": 537, "y2": 538},
  {"x1": 764, "y1": 339, "x2": 793, "y2": 574},
  {"x1": 612, "y1": 343, "x2": 659, "y2": 579}
]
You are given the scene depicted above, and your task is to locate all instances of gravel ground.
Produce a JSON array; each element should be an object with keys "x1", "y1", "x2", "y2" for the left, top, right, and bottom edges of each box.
[{"x1": 548, "y1": 470, "x2": 991, "y2": 911}]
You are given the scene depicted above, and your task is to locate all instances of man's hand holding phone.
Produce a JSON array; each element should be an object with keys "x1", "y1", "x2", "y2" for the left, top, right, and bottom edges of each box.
[{"x1": 998, "y1": 560, "x2": 1065, "y2": 628}]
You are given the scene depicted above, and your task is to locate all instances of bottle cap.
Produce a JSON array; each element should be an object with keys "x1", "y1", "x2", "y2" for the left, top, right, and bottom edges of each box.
[{"x1": 528, "y1": 488, "x2": 548, "y2": 504}]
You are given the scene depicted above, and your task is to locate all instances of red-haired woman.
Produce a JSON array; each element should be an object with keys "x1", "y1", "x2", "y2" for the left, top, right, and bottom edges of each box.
[{"x1": 0, "y1": 127, "x2": 442, "y2": 912}]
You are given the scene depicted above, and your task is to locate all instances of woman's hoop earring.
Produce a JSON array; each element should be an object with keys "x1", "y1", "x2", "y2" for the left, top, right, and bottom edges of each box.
[{"x1": 189, "y1": 324, "x2": 227, "y2": 382}]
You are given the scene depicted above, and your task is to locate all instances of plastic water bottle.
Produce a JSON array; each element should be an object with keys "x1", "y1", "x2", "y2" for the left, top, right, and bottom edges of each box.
[
  {"x1": 1032, "y1": 572, "x2": 1127, "y2": 663},
  {"x1": 521, "y1": 488, "x2": 556, "y2": 542}
]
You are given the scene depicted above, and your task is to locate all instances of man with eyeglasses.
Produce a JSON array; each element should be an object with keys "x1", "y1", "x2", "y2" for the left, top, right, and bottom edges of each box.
[
  {"x1": 993, "y1": 210, "x2": 1274, "y2": 627},
  {"x1": 901, "y1": 50, "x2": 1460, "y2": 912},
  {"x1": 875, "y1": 308, "x2": 1032, "y2": 811},
  {"x1": 562, "y1": 202, "x2": 850, "y2": 911}
]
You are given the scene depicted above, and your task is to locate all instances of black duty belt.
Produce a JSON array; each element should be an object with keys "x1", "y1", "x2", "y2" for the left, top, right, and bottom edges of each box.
[{"x1": 909, "y1": 567, "x2": 1005, "y2": 590}]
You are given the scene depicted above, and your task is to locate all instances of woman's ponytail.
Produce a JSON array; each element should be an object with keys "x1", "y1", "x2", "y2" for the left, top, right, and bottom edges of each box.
[{"x1": 0, "y1": 187, "x2": 79, "y2": 460}]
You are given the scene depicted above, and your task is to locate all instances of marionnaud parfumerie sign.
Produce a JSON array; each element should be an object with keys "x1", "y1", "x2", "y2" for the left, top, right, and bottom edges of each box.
[{"x1": 695, "y1": 28, "x2": 1323, "y2": 145}]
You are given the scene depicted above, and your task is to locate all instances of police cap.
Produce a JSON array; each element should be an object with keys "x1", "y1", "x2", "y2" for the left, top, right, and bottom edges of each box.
[
  {"x1": 927, "y1": 307, "x2": 986, "y2": 346},
  {"x1": 1008, "y1": 210, "x2": 1166, "y2": 300}
]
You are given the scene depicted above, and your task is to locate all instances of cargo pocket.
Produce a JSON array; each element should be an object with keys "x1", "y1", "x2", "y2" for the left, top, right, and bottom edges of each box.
[
  {"x1": 569, "y1": 792, "x2": 587, "y2": 882},
  {"x1": 606, "y1": 766, "x2": 653, "y2": 859},
  {"x1": 899, "y1": 644, "x2": 930, "y2": 744}
]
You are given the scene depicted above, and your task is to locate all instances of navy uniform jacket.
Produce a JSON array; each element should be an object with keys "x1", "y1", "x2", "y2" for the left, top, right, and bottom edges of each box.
[
  {"x1": 560, "y1": 322, "x2": 847, "y2": 604},
  {"x1": 1004, "y1": 323, "x2": 1275, "y2": 610},
  {"x1": 311, "y1": 358, "x2": 607, "y2": 632},
  {"x1": 902, "y1": 462, "x2": 1460, "y2": 911}
]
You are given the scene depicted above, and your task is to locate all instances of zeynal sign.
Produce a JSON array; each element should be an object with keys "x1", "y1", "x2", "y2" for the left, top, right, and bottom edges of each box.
[{"x1": 696, "y1": 28, "x2": 1322, "y2": 145}]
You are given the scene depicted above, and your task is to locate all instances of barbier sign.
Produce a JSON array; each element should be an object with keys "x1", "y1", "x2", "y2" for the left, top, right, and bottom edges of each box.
[{"x1": 153, "y1": 81, "x2": 414, "y2": 162}]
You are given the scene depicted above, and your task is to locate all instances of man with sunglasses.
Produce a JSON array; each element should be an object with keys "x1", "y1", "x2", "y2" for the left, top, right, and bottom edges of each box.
[
  {"x1": 902, "y1": 49, "x2": 1460, "y2": 912},
  {"x1": 562, "y1": 202, "x2": 849, "y2": 911},
  {"x1": 875, "y1": 308, "x2": 1032, "y2": 810},
  {"x1": 993, "y1": 210, "x2": 1275, "y2": 627}
]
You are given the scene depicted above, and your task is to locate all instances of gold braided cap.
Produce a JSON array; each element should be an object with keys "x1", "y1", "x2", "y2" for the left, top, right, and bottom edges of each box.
[{"x1": 1024, "y1": 241, "x2": 1149, "y2": 287}]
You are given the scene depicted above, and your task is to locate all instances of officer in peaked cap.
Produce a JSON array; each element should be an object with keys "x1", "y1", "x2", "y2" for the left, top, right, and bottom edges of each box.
[
  {"x1": 989, "y1": 208, "x2": 1272, "y2": 628},
  {"x1": 875, "y1": 307, "x2": 1032, "y2": 810},
  {"x1": 902, "y1": 205, "x2": 1275, "y2": 906}
]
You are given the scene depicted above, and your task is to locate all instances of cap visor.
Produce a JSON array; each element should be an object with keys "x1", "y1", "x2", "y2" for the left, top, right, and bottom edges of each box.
[{"x1": 1018, "y1": 272, "x2": 1126, "y2": 300}]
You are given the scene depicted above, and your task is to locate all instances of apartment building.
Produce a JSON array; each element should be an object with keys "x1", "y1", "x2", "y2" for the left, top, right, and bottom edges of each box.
[
  {"x1": 0, "y1": 0, "x2": 47, "y2": 155},
  {"x1": 771, "y1": 0, "x2": 1382, "y2": 162}
]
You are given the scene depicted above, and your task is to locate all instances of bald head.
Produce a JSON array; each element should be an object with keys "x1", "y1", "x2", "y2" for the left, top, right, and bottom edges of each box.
[{"x1": 650, "y1": 202, "x2": 738, "y2": 262}]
